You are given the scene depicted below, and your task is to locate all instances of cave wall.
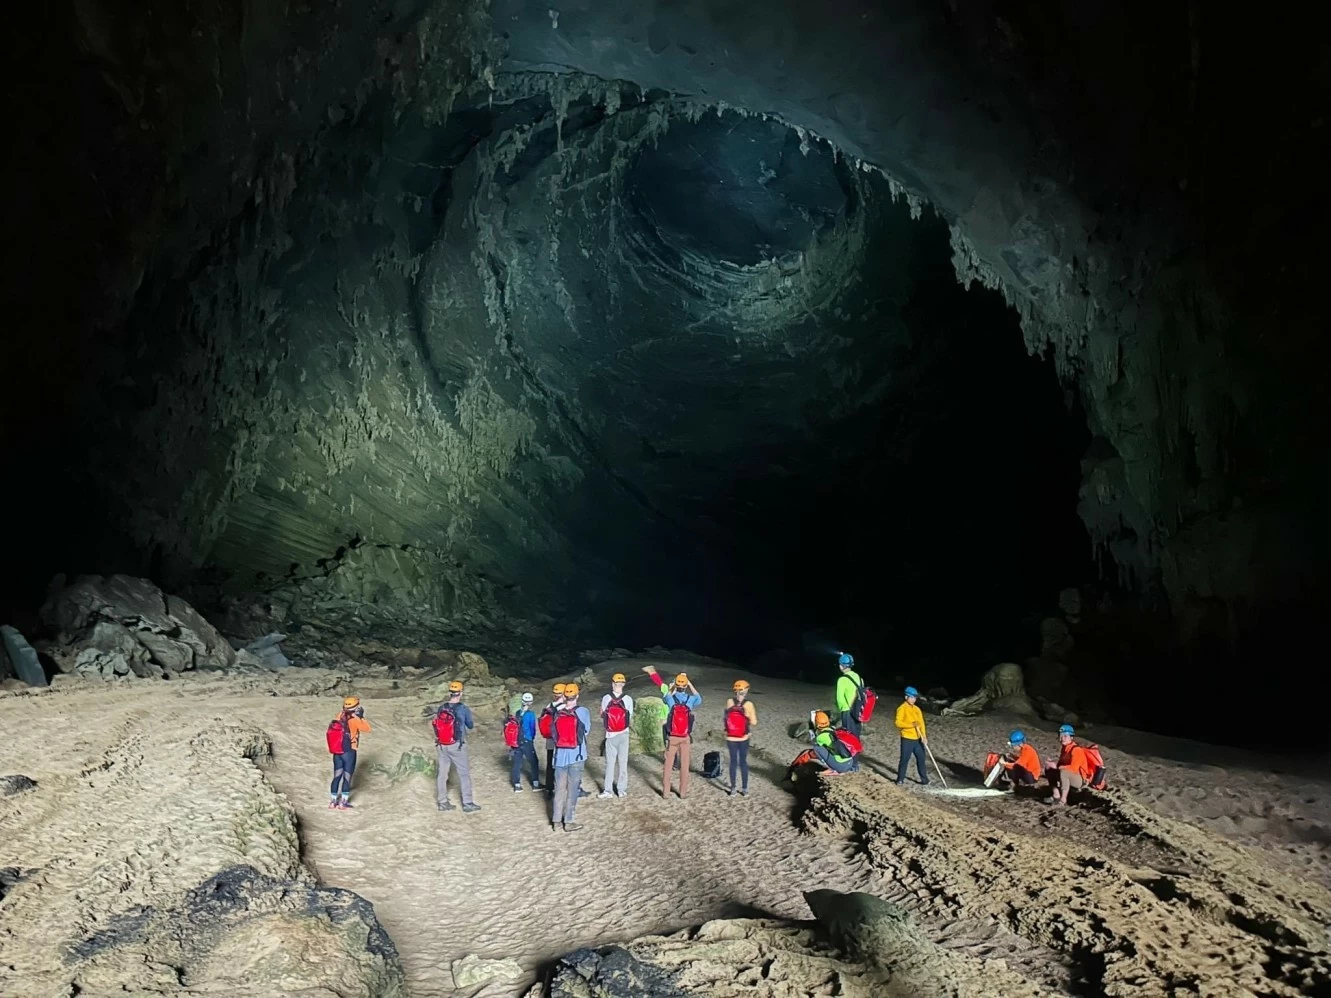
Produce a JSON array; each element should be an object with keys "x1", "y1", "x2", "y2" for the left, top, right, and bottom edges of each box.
[{"x1": 4, "y1": 0, "x2": 1326, "y2": 667}]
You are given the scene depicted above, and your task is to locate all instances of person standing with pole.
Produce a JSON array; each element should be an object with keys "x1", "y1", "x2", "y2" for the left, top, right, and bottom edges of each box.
[{"x1": 894, "y1": 686, "x2": 930, "y2": 786}]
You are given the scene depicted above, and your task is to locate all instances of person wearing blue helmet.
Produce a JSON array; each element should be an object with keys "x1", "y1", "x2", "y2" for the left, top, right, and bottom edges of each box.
[
  {"x1": 1045, "y1": 723, "x2": 1094, "y2": 806},
  {"x1": 894, "y1": 686, "x2": 929, "y2": 785},
  {"x1": 1001, "y1": 729, "x2": 1041, "y2": 788},
  {"x1": 834, "y1": 652, "x2": 866, "y2": 735}
]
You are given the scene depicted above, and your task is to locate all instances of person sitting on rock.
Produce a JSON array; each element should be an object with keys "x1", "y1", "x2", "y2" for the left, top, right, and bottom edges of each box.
[
  {"x1": 642, "y1": 665, "x2": 701, "y2": 798},
  {"x1": 1044, "y1": 723, "x2": 1093, "y2": 806},
  {"x1": 998, "y1": 729, "x2": 1041, "y2": 789},
  {"x1": 329, "y1": 696, "x2": 371, "y2": 810},
  {"x1": 434, "y1": 681, "x2": 480, "y2": 814},
  {"x1": 510, "y1": 692, "x2": 542, "y2": 793},
  {"x1": 809, "y1": 711, "x2": 858, "y2": 774},
  {"x1": 550, "y1": 682, "x2": 592, "y2": 832},
  {"x1": 894, "y1": 687, "x2": 930, "y2": 786},
  {"x1": 835, "y1": 653, "x2": 866, "y2": 735},
  {"x1": 599, "y1": 673, "x2": 634, "y2": 798},
  {"x1": 723, "y1": 679, "x2": 758, "y2": 796}
]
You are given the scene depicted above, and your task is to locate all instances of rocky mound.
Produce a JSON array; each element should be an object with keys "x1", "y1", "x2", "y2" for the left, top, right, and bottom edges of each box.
[{"x1": 0, "y1": 720, "x2": 403, "y2": 996}]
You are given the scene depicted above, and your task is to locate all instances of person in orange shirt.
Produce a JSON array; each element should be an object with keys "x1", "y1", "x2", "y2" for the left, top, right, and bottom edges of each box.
[
  {"x1": 330, "y1": 696, "x2": 372, "y2": 810},
  {"x1": 999, "y1": 729, "x2": 1040, "y2": 789},
  {"x1": 1044, "y1": 723, "x2": 1092, "y2": 806}
]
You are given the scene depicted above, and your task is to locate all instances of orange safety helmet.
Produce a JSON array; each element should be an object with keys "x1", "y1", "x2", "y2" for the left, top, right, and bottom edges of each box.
[
  {"x1": 674, "y1": 673, "x2": 689, "y2": 687},
  {"x1": 553, "y1": 682, "x2": 567, "y2": 695},
  {"x1": 343, "y1": 696, "x2": 361, "y2": 709},
  {"x1": 563, "y1": 682, "x2": 580, "y2": 697},
  {"x1": 612, "y1": 672, "x2": 627, "y2": 683},
  {"x1": 447, "y1": 680, "x2": 464, "y2": 694},
  {"x1": 732, "y1": 679, "x2": 750, "y2": 693},
  {"x1": 813, "y1": 710, "x2": 831, "y2": 730}
]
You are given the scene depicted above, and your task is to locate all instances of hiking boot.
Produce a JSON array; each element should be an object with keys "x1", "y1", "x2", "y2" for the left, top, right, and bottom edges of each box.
[
  {"x1": 616, "y1": 790, "x2": 628, "y2": 798},
  {"x1": 740, "y1": 789, "x2": 749, "y2": 797},
  {"x1": 531, "y1": 782, "x2": 543, "y2": 791},
  {"x1": 598, "y1": 790, "x2": 614, "y2": 799},
  {"x1": 563, "y1": 822, "x2": 584, "y2": 832},
  {"x1": 461, "y1": 803, "x2": 481, "y2": 814},
  {"x1": 577, "y1": 788, "x2": 590, "y2": 799},
  {"x1": 437, "y1": 801, "x2": 456, "y2": 812},
  {"x1": 727, "y1": 786, "x2": 736, "y2": 796},
  {"x1": 339, "y1": 799, "x2": 354, "y2": 809},
  {"x1": 513, "y1": 784, "x2": 523, "y2": 793},
  {"x1": 328, "y1": 800, "x2": 340, "y2": 809}
]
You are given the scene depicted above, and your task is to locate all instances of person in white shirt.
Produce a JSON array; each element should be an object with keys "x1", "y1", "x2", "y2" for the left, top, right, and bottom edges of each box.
[{"x1": 598, "y1": 672, "x2": 634, "y2": 798}]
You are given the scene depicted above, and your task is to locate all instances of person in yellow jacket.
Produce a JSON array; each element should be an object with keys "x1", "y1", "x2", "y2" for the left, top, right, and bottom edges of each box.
[{"x1": 894, "y1": 686, "x2": 929, "y2": 786}]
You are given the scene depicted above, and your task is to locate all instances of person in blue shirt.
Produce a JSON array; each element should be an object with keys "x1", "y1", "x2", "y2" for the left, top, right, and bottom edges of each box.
[
  {"x1": 550, "y1": 682, "x2": 593, "y2": 832},
  {"x1": 642, "y1": 665, "x2": 702, "y2": 798},
  {"x1": 434, "y1": 681, "x2": 480, "y2": 813},
  {"x1": 510, "y1": 692, "x2": 542, "y2": 792}
]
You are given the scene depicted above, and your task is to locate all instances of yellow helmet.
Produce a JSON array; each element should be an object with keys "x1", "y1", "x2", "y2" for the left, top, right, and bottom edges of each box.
[
  {"x1": 813, "y1": 710, "x2": 831, "y2": 730},
  {"x1": 563, "y1": 682, "x2": 580, "y2": 697},
  {"x1": 553, "y1": 683, "x2": 567, "y2": 695},
  {"x1": 674, "y1": 673, "x2": 689, "y2": 687},
  {"x1": 611, "y1": 673, "x2": 627, "y2": 683},
  {"x1": 447, "y1": 681, "x2": 464, "y2": 694},
  {"x1": 343, "y1": 696, "x2": 360, "y2": 709},
  {"x1": 732, "y1": 679, "x2": 750, "y2": 692}
]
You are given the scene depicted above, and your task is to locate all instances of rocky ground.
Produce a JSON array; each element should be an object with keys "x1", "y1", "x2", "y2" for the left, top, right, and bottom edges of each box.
[{"x1": 2, "y1": 649, "x2": 1329, "y2": 997}]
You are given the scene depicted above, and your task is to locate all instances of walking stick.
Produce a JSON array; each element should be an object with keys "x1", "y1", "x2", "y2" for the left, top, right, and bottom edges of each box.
[{"x1": 916, "y1": 724, "x2": 949, "y2": 789}]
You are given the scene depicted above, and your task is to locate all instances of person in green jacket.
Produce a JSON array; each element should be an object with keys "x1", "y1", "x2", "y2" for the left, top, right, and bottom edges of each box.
[
  {"x1": 809, "y1": 710, "x2": 858, "y2": 774},
  {"x1": 835, "y1": 652, "x2": 866, "y2": 735}
]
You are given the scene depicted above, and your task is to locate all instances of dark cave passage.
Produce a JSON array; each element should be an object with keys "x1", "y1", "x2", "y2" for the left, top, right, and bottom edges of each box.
[{"x1": 3, "y1": 0, "x2": 1326, "y2": 743}]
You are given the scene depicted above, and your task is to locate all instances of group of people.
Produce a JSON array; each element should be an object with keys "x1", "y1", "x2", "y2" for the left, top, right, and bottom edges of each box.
[
  {"x1": 988, "y1": 723, "x2": 1106, "y2": 804},
  {"x1": 324, "y1": 651, "x2": 1104, "y2": 823}
]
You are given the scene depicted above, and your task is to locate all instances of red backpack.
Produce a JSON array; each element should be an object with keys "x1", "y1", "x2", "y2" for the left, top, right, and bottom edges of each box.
[
  {"x1": 853, "y1": 683, "x2": 878, "y2": 724},
  {"x1": 724, "y1": 703, "x2": 750, "y2": 738},
  {"x1": 503, "y1": 715, "x2": 520, "y2": 749},
  {"x1": 553, "y1": 710, "x2": 586, "y2": 750},
  {"x1": 538, "y1": 706, "x2": 556, "y2": 740},
  {"x1": 832, "y1": 729, "x2": 863, "y2": 757},
  {"x1": 604, "y1": 696, "x2": 630, "y2": 734},
  {"x1": 433, "y1": 707, "x2": 461, "y2": 746},
  {"x1": 664, "y1": 700, "x2": 694, "y2": 739},
  {"x1": 326, "y1": 716, "x2": 349, "y2": 754},
  {"x1": 1083, "y1": 743, "x2": 1107, "y2": 790}
]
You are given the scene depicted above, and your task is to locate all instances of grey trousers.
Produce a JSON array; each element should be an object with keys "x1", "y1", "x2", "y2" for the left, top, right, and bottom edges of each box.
[
  {"x1": 553, "y1": 761, "x2": 585, "y2": 825},
  {"x1": 604, "y1": 731, "x2": 630, "y2": 793},
  {"x1": 437, "y1": 743, "x2": 474, "y2": 805}
]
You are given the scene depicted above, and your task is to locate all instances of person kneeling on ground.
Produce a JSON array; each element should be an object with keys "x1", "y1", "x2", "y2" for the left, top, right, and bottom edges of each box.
[
  {"x1": 434, "y1": 681, "x2": 480, "y2": 813},
  {"x1": 724, "y1": 680, "x2": 758, "y2": 796},
  {"x1": 809, "y1": 711, "x2": 859, "y2": 774},
  {"x1": 551, "y1": 683, "x2": 592, "y2": 832},
  {"x1": 894, "y1": 686, "x2": 930, "y2": 786},
  {"x1": 1044, "y1": 723, "x2": 1094, "y2": 806},
  {"x1": 997, "y1": 729, "x2": 1040, "y2": 789}
]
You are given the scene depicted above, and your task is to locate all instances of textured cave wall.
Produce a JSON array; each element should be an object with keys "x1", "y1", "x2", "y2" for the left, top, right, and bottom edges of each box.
[{"x1": 4, "y1": 0, "x2": 1326, "y2": 682}]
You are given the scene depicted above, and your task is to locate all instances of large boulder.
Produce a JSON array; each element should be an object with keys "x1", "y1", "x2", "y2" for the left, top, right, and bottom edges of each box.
[
  {"x1": 40, "y1": 574, "x2": 235, "y2": 679},
  {"x1": 943, "y1": 662, "x2": 1036, "y2": 717},
  {"x1": 0, "y1": 626, "x2": 47, "y2": 686},
  {"x1": 630, "y1": 696, "x2": 667, "y2": 754}
]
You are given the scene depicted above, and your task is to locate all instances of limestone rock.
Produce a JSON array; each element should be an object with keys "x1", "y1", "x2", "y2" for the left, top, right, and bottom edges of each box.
[
  {"x1": 242, "y1": 632, "x2": 291, "y2": 668},
  {"x1": 0, "y1": 626, "x2": 46, "y2": 687},
  {"x1": 545, "y1": 946, "x2": 687, "y2": 998},
  {"x1": 0, "y1": 775, "x2": 38, "y2": 797},
  {"x1": 1058, "y1": 587, "x2": 1082, "y2": 622},
  {"x1": 40, "y1": 575, "x2": 235, "y2": 678},
  {"x1": 451, "y1": 953, "x2": 523, "y2": 988},
  {"x1": 1039, "y1": 616, "x2": 1074, "y2": 661},
  {"x1": 944, "y1": 662, "x2": 1032, "y2": 717}
]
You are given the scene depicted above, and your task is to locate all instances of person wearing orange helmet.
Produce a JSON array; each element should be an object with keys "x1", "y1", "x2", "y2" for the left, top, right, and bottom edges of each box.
[
  {"x1": 550, "y1": 682, "x2": 592, "y2": 832},
  {"x1": 723, "y1": 680, "x2": 758, "y2": 796},
  {"x1": 599, "y1": 672, "x2": 634, "y2": 798},
  {"x1": 434, "y1": 681, "x2": 479, "y2": 813},
  {"x1": 641, "y1": 665, "x2": 702, "y2": 798},
  {"x1": 328, "y1": 695, "x2": 372, "y2": 810}
]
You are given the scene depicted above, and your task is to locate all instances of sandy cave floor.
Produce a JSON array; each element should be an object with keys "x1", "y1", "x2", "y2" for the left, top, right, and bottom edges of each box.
[{"x1": 2, "y1": 656, "x2": 1330, "y2": 997}]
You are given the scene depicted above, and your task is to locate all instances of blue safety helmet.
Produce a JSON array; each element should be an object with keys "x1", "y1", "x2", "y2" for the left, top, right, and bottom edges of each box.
[
  {"x1": 1059, "y1": 723, "x2": 1075, "y2": 736},
  {"x1": 904, "y1": 686, "x2": 919, "y2": 698},
  {"x1": 837, "y1": 652, "x2": 854, "y2": 668},
  {"x1": 1009, "y1": 730, "x2": 1025, "y2": 744}
]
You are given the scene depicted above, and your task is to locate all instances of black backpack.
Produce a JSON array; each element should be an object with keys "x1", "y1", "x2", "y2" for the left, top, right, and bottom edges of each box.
[{"x1": 701, "y1": 750, "x2": 722, "y2": 779}]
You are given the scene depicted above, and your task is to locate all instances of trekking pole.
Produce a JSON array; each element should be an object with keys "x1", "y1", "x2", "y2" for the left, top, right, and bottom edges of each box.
[{"x1": 917, "y1": 724, "x2": 949, "y2": 789}]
